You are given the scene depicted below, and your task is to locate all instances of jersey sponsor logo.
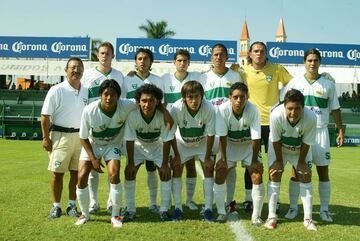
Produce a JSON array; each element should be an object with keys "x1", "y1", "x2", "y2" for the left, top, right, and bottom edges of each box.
[
  {"x1": 310, "y1": 106, "x2": 322, "y2": 115},
  {"x1": 266, "y1": 75, "x2": 273, "y2": 82}
]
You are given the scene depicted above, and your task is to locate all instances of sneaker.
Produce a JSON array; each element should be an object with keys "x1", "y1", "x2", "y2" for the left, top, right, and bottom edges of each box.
[
  {"x1": 226, "y1": 200, "x2": 237, "y2": 214},
  {"x1": 215, "y1": 214, "x2": 227, "y2": 223},
  {"x1": 243, "y1": 201, "x2": 253, "y2": 213},
  {"x1": 204, "y1": 209, "x2": 213, "y2": 222},
  {"x1": 75, "y1": 214, "x2": 89, "y2": 225},
  {"x1": 160, "y1": 211, "x2": 171, "y2": 222},
  {"x1": 48, "y1": 206, "x2": 62, "y2": 219},
  {"x1": 264, "y1": 217, "x2": 277, "y2": 229},
  {"x1": 320, "y1": 211, "x2": 333, "y2": 222},
  {"x1": 172, "y1": 208, "x2": 182, "y2": 222},
  {"x1": 251, "y1": 217, "x2": 263, "y2": 227},
  {"x1": 111, "y1": 216, "x2": 123, "y2": 228},
  {"x1": 303, "y1": 219, "x2": 317, "y2": 231},
  {"x1": 89, "y1": 203, "x2": 100, "y2": 214},
  {"x1": 284, "y1": 208, "x2": 298, "y2": 219},
  {"x1": 122, "y1": 210, "x2": 136, "y2": 222},
  {"x1": 186, "y1": 201, "x2": 199, "y2": 210},
  {"x1": 276, "y1": 202, "x2": 281, "y2": 214},
  {"x1": 66, "y1": 204, "x2": 80, "y2": 217},
  {"x1": 149, "y1": 204, "x2": 159, "y2": 213}
]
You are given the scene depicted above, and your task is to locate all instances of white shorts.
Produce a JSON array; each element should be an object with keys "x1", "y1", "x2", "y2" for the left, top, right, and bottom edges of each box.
[
  {"x1": 80, "y1": 142, "x2": 121, "y2": 162},
  {"x1": 130, "y1": 141, "x2": 163, "y2": 167},
  {"x1": 267, "y1": 142, "x2": 313, "y2": 169},
  {"x1": 312, "y1": 127, "x2": 331, "y2": 166},
  {"x1": 227, "y1": 153, "x2": 263, "y2": 169}
]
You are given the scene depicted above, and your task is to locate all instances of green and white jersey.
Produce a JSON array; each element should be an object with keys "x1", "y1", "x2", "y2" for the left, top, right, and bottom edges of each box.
[
  {"x1": 123, "y1": 73, "x2": 164, "y2": 99},
  {"x1": 200, "y1": 68, "x2": 243, "y2": 108},
  {"x1": 216, "y1": 100, "x2": 261, "y2": 162},
  {"x1": 270, "y1": 104, "x2": 317, "y2": 155},
  {"x1": 81, "y1": 67, "x2": 125, "y2": 102},
  {"x1": 170, "y1": 99, "x2": 215, "y2": 146},
  {"x1": 80, "y1": 99, "x2": 137, "y2": 146},
  {"x1": 285, "y1": 75, "x2": 340, "y2": 128},
  {"x1": 161, "y1": 71, "x2": 201, "y2": 110}
]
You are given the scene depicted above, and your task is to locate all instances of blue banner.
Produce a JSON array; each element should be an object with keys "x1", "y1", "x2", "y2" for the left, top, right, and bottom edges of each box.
[
  {"x1": 343, "y1": 136, "x2": 360, "y2": 146},
  {"x1": 116, "y1": 38, "x2": 237, "y2": 62},
  {"x1": 0, "y1": 36, "x2": 90, "y2": 59},
  {"x1": 266, "y1": 42, "x2": 360, "y2": 66}
]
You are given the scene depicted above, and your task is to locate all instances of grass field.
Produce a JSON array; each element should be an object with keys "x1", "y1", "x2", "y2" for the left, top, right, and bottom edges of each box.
[{"x1": 0, "y1": 139, "x2": 359, "y2": 241}]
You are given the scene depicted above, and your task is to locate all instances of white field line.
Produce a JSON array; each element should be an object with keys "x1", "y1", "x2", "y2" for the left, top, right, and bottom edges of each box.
[{"x1": 195, "y1": 161, "x2": 253, "y2": 241}]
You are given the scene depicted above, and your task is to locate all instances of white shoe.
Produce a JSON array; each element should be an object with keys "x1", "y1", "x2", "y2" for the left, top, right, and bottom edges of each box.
[
  {"x1": 251, "y1": 217, "x2": 263, "y2": 227},
  {"x1": 284, "y1": 208, "x2": 298, "y2": 219},
  {"x1": 303, "y1": 219, "x2": 317, "y2": 231},
  {"x1": 111, "y1": 216, "x2": 123, "y2": 228},
  {"x1": 264, "y1": 217, "x2": 277, "y2": 229},
  {"x1": 75, "y1": 214, "x2": 89, "y2": 226},
  {"x1": 89, "y1": 203, "x2": 100, "y2": 214},
  {"x1": 186, "y1": 201, "x2": 199, "y2": 210},
  {"x1": 215, "y1": 214, "x2": 227, "y2": 223},
  {"x1": 320, "y1": 211, "x2": 333, "y2": 222}
]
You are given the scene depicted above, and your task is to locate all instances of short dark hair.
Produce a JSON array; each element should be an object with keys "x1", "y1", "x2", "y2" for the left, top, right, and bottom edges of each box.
[
  {"x1": 284, "y1": 89, "x2": 304, "y2": 107},
  {"x1": 65, "y1": 57, "x2": 83, "y2": 69},
  {"x1": 99, "y1": 42, "x2": 114, "y2": 55},
  {"x1": 230, "y1": 82, "x2": 248, "y2": 95},
  {"x1": 174, "y1": 49, "x2": 190, "y2": 61},
  {"x1": 247, "y1": 41, "x2": 267, "y2": 64},
  {"x1": 135, "y1": 48, "x2": 154, "y2": 62},
  {"x1": 99, "y1": 79, "x2": 121, "y2": 99},
  {"x1": 181, "y1": 81, "x2": 204, "y2": 99},
  {"x1": 135, "y1": 83, "x2": 163, "y2": 103},
  {"x1": 304, "y1": 48, "x2": 321, "y2": 62},
  {"x1": 212, "y1": 43, "x2": 228, "y2": 57}
]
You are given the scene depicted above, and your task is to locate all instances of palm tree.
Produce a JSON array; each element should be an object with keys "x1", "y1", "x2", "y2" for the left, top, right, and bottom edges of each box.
[
  {"x1": 139, "y1": 19, "x2": 175, "y2": 39},
  {"x1": 90, "y1": 38, "x2": 102, "y2": 61}
]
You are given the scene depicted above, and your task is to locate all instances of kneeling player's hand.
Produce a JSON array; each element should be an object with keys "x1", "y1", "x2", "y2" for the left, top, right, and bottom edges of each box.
[
  {"x1": 91, "y1": 159, "x2": 104, "y2": 173},
  {"x1": 269, "y1": 161, "x2": 283, "y2": 176},
  {"x1": 296, "y1": 162, "x2": 311, "y2": 183},
  {"x1": 159, "y1": 164, "x2": 171, "y2": 181},
  {"x1": 125, "y1": 163, "x2": 137, "y2": 180}
]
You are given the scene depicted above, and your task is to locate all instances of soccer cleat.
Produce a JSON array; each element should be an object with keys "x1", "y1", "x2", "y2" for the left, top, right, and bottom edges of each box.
[
  {"x1": 172, "y1": 208, "x2": 183, "y2": 222},
  {"x1": 89, "y1": 203, "x2": 100, "y2": 214},
  {"x1": 276, "y1": 202, "x2": 281, "y2": 214},
  {"x1": 215, "y1": 214, "x2": 227, "y2": 223},
  {"x1": 66, "y1": 204, "x2": 80, "y2": 217},
  {"x1": 111, "y1": 216, "x2": 123, "y2": 228},
  {"x1": 320, "y1": 211, "x2": 333, "y2": 222},
  {"x1": 75, "y1": 214, "x2": 89, "y2": 225},
  {"x1": 284, "y1": 208, "x2": 298, "y2": 219},
  {"x1": 186, "y1": 201, "x2": 199, "y2": 210},
  {"x1": 264, "y1": 217, "x2": 277, "y2": 229},
  {"x1": 242, "y1": 201, "x2": 253, "y2": 213},
  {"x1": 226, "y1": 200, "x2": 237, "y2": 214},
  {"x1": 204, "y1": 209, "x2": 213, "y2": 222},
  {"x1": 48, "y1": 206, "x2": 62, "y2": 219},
  {"x1": 159, "y1": 211, "x2": 171, "y2": 222},
  {"x1": 122, "y1": 210, "x2": 136, "y2": 222},
  {"x1": 303, "y1": 219, "x2": 317, "y2": 231},
  {"x1": 149, "y1": 204, "x2": 159, "y2": 213},
  {"x1": 251, "y1": 217, "x2": 263, "y2": 227}
]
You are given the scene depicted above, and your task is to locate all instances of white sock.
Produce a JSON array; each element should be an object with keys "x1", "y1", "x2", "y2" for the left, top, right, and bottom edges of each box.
[
  {"x1": 245, "y1": 189, "x2": 252, "y2": 202},
  {"x1": 226, "y1": 167, "x2": 236, "y2": 205},
  {"x1": 147, "y1": 171, "x2": 158, "y2": 207},
  {"x1": 172, "y1": 177, "x2": 183, "y2": 211},
  {"x1": 76, "y1": 185, "x2": 90, "y2": 218},
  {"x1": 267, "y1": 181, "x2": 280, "y2": 219},
  {"x1": 53, "y1": 202, "x2": 61, "y2": 208},
  {"x1": 300, "y1": 182, "x2": 313, "y2": 220},
  {"x1": 124, "y1": 180, "x2": 136, "y2": 213},
  {"x1": 110, "y1": 183, "x2": 122, "y2": 217},
  {"x1": 88, "y1": 170, "x2": 99, "y2": 206},
  {"x1": 319, "y1": 181, "x2": 331, "y2": 212},
  {"x1": 289, "y1": 180, "x2": 300, "y2": 210},
  {"x1": 204, "y1": 177, "x2": 214, "y2": 211},
  {"x1": 160, "y1": 180, "x2": 172, "y2": 212},
  {"x1": 107, "y1": 176, "x2": 112, "y2": 208},
  {"x1": 214, "y1": 183, "x2": 226, "y2": 215},
  {"x1": 186, "y1": 177, "x2": 196, "y2": 203},
  {"x1": 68, "y1": 200, "x2": 76, "y2": 206},
  {"x1": 252, "y1": 183, "x2": 264, "y2": 220}
]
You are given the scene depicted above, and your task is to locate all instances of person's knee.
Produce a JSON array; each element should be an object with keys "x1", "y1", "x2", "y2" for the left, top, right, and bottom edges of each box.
[
  {"x1": 269, "y1": 171, "x2": 282, "y2": 182},
  {"x1": 251, "y1": 172, "x2": 262, "y2": 185}
]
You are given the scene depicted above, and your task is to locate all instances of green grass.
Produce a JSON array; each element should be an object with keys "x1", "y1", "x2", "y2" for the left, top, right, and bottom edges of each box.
[{"x1": 0, "y1": 139, "x2": 359, "y2": 241}]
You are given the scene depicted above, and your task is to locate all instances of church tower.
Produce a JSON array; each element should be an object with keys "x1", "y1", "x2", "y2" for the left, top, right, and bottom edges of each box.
[
  {"x1": 239, "y1": 20, "x2": 250, "y2": 65},
  {"x1": 275, "y1": 17, "x2": 287, "y2": 42}
]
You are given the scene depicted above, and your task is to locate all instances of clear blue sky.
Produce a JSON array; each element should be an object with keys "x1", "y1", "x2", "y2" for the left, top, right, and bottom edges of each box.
[{"x1": 0, "y1": 0, "x2": 359, "y2": 45}]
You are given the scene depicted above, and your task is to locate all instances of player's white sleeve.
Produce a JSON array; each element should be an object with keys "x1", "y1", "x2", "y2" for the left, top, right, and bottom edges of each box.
[
  {"x1": 269, "y1": 108, "x2": 282, "y2": 142},
  {"x1": 79, "y1": 108, "x2": 90, "y2": 139},
  {"x1": 41, "y1": 87, "x2": 58, "y2": 115},
  {"x1": 250, "y1": 105, "x2": 261, "y2": 140}
]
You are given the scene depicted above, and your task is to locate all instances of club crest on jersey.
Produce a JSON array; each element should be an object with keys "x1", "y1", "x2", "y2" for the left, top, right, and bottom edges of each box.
[
  {"x1": 183, "y1": 120, "x2": 188, "y2": 126},
  {"x1": 154, "y1": 128, "x2": 160, "y2": 131},
  {"x1": 316, "y1": 88, "x2": 324, "y2": 96},
  {"x1": 210, "y1": 82, "x2": 215, "y2": 87},
  {"x1": 266, "y1": 75, "x2": 273, "y2": 82},
  {"x1": 139, "y1": 128, "x2": 143, "y2": 132},
  {"x1": 118, "y1": 121, "x2": 124, "y2": 127},
  {"x1": 99, "y1": 124, "x2": 106, "y2": 130},
  {"x1": 82, "y1": 98, "x2": 88, "y2": 105},
  {"x1": 132, "y1": 84, "x2": 138, "y2": 89},
  {"x1": 95, "y1": 79, "x2": 100, "y2": 85},
  {"x1": 226, "y1": 82, "x2": 232, "y2": 87},
  {"x1": 170, "y1": 86, "x2": 175, "y2": 92},
  {"x1": 243, "y1": 124, "x2": 249, "y2": 129}
]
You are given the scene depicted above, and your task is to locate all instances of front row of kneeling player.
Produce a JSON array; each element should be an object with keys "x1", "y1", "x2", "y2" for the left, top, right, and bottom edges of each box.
[{"x1": 75, "y1": 79, "x2": 318, "y2": 231}]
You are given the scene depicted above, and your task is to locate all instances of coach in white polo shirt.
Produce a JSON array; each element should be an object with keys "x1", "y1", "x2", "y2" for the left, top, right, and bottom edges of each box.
[{"x1": 41, "y1": 57, "x2": 88, "y2": 219}]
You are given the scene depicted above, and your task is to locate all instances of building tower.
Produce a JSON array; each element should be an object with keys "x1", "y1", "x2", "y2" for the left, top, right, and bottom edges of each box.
[
  {"x1": 275, "y1": 17, "x2": 287, "y2": 42},
  {"x1": 239, "y1": 20, "x2": 250, "y2": 65}
]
